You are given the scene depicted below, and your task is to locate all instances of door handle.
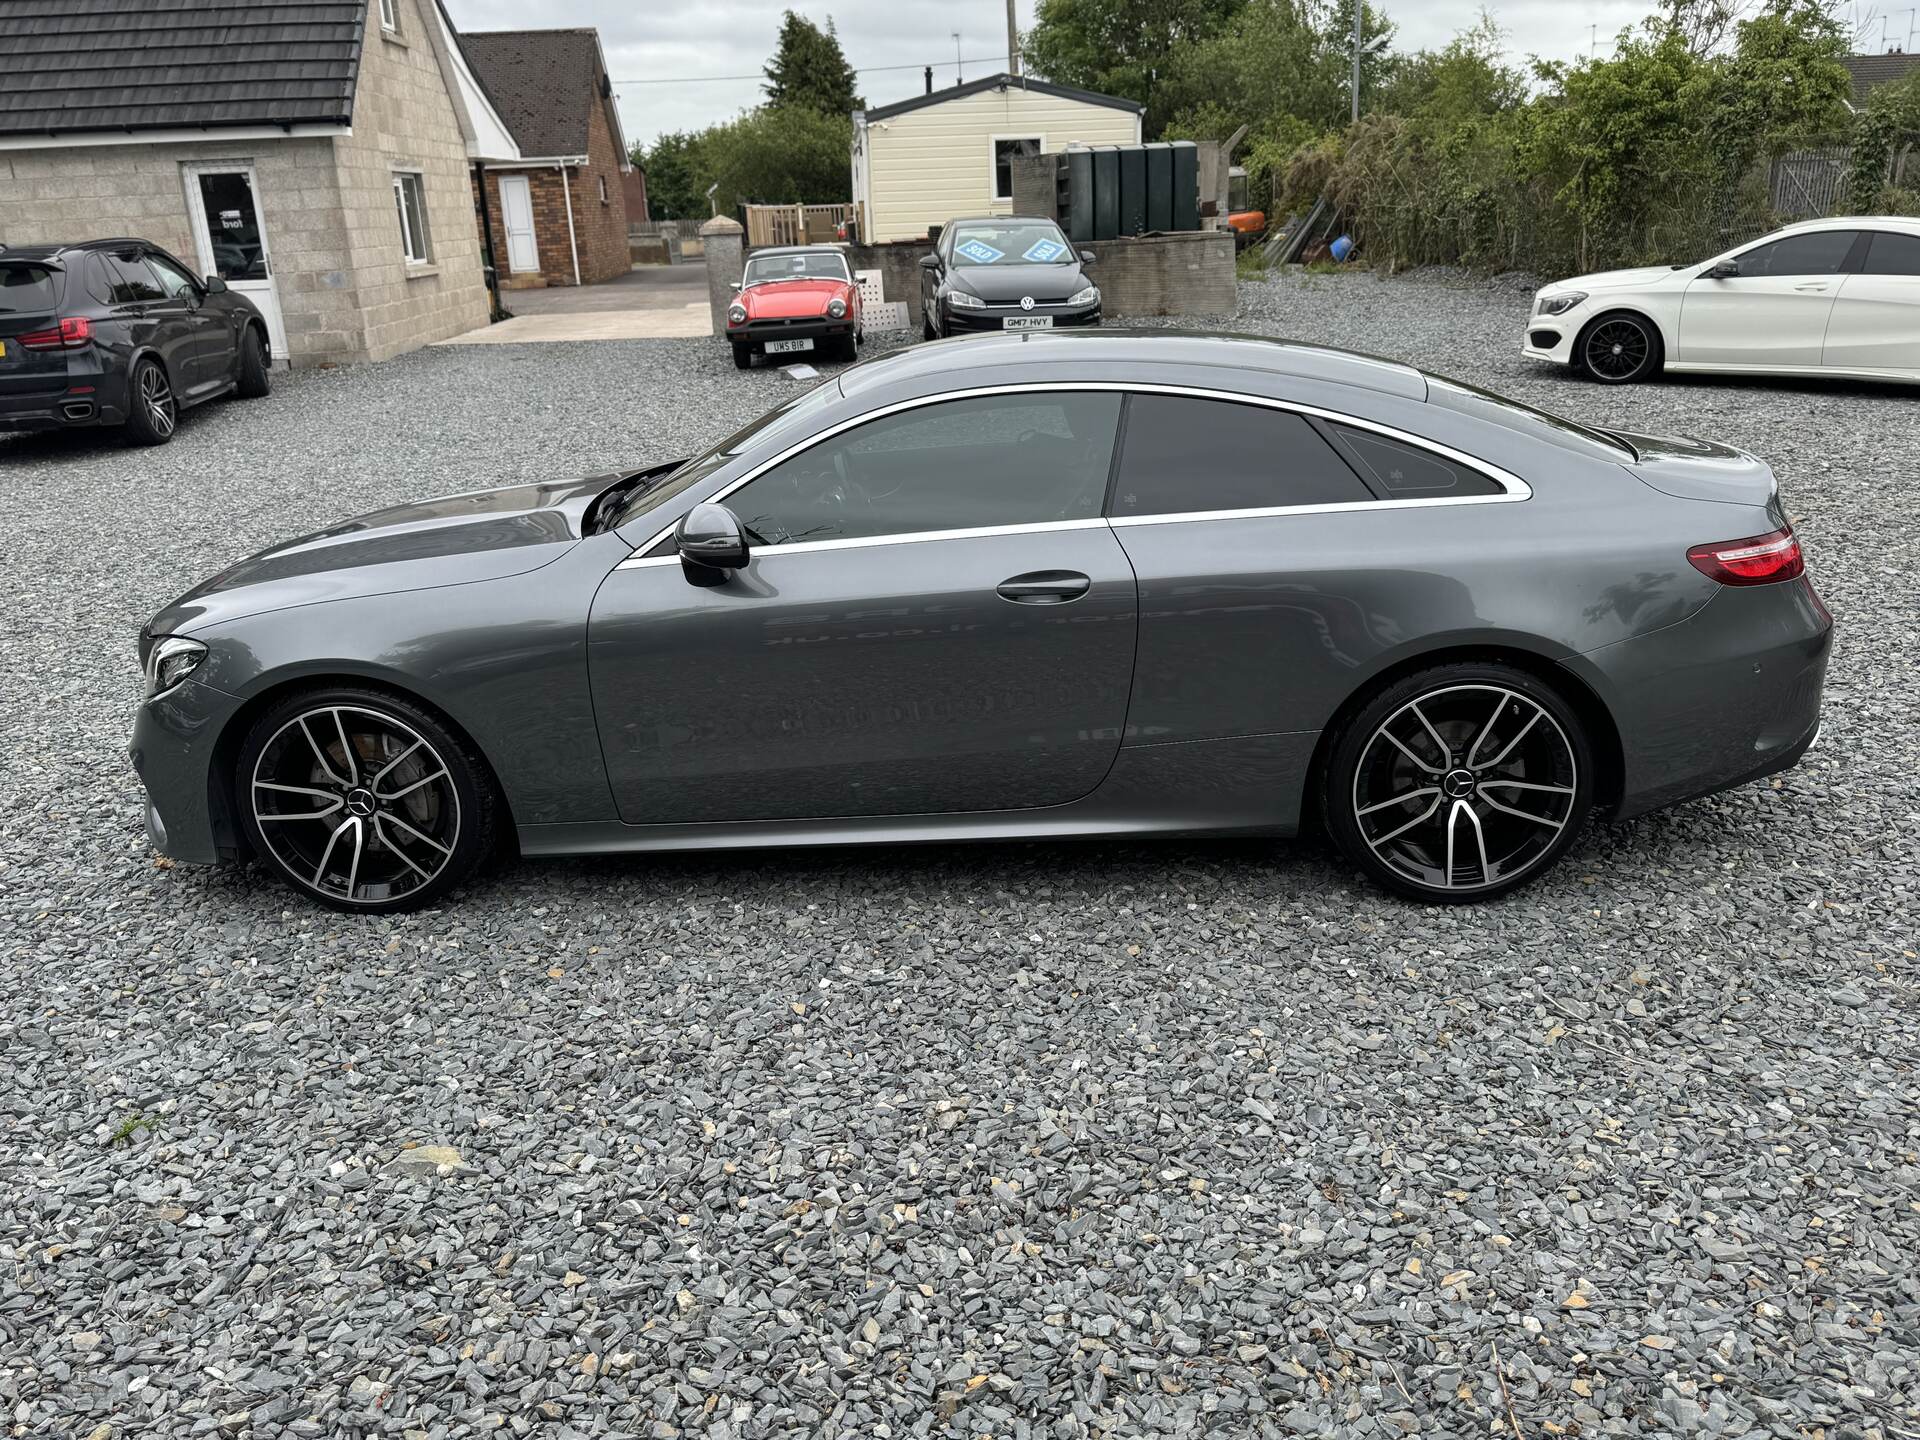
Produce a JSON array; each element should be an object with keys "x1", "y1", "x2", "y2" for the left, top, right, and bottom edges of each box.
[
  {"x1": 996, "y1": 570, "x2": 1091, "y2": 604},
  {"x1": 1793, "y1": 283, "x2": 1830, "y2": 292}
]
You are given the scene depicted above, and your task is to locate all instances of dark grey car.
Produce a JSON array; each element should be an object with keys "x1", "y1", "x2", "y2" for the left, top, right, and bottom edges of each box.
[{"x1": 130, "y1": 331, "x2": 1831, "y2": 912}]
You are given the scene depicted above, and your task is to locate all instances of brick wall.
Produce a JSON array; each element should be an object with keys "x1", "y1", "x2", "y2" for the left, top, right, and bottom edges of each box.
[{"x1": 476, "y1": 92, "x2": 630, "y2": 288}]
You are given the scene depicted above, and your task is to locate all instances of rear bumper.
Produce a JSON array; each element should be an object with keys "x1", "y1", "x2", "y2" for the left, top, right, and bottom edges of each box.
[
  {"x1": 1564, "y1": 576, "x2": 1832, "y2": 820},
  {"x1": 0, "y1": 350, "x2": 126, "y2": 430}
]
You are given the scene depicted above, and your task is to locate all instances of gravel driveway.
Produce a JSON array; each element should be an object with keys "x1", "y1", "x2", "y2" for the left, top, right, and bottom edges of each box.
[{"x1": 3, "y1": 273, "x2": 1916, "y2": 1439}]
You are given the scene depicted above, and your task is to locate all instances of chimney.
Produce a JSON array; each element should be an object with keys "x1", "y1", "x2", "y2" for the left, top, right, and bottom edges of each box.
[{"x1": 924, "y1": 65, "x2": 933, "y2": 94}]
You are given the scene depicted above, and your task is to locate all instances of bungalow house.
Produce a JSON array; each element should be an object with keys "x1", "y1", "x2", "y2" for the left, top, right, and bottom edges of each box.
[
  {"x1": 852, "y1": 74, "x2": 1144, "y2": 243},
  {"x1": 462, "y1": 29, "x2": 632, "y2": 288},
  {"x1": 0, "y1": 0, "x2": 519, "y2": 366}
]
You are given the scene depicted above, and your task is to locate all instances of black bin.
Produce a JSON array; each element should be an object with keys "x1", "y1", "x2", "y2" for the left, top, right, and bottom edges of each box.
[
  {"x1": 1117, "y1": 145, "x2": 1147, "y2": 236},
  {"x1": 1170, "y1": 141, "x2": 1199, "y2": 231},
  {"x1": 1058, "y1": 150, "x2": 1094, "y2": 243},
  {"x1": 1144, "y1": 143, "x2": 1173, "y2": 232},
  {"x1": 1090, "y1": 146, "x2": 1120, "y2": 241}
]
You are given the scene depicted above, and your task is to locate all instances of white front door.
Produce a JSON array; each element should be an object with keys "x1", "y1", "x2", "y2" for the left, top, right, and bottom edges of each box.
[
  {"x1": 1677, "y1": 228, "x2": 1857, "y2": 368},
  {"x1": 499, "y1": 175, "x2": 539, "y2": 273},
  {"x1": 184, "y1": 164, "x2": 287, "y2": 362}
]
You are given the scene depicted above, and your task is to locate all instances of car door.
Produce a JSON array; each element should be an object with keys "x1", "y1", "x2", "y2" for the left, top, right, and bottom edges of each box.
[
  {"x1": 144, "y1": 249, "x2": 229, "y2": 393},
  {"x1": 1678, "y1": 229, "x2": 1860, "y2": 367},
  {"x1": 1821, "y1": 229, "x2": 1920, "y2": 373},
  {"x1": 101, "y1": 250, "x2": 198, "y2": 389},
  {"x1": 587, "y1": 389, "x2": 1136, "y2": 825}
]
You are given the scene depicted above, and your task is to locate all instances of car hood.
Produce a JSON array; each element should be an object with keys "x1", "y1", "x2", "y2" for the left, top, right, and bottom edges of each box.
[
  {"x1": 1545, "y1": 265, "x2": 1686, "y2": 295},
  {"x1": 742, "y1": 279, "x2": 848, "y2": 317},
  {"x1": 148, "y1": 470, "x2": 638, "y2": 637},
  {"x1": 952, "y1": 263, "x2": 1087, "y2": 303}
]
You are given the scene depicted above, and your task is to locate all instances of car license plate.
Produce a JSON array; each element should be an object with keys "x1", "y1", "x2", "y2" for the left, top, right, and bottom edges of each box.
[
  {"x1": 765, "y1": 337, "x2": 814, "y2": 354},
  {"x1": 1003, "y1": 315, "x2": 1053, "y2": 331}
]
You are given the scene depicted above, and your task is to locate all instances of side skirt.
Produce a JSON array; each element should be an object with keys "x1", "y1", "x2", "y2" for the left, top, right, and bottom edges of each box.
[{"x1": 517, "y1": 730, "x2": 1319, "y2": 858}]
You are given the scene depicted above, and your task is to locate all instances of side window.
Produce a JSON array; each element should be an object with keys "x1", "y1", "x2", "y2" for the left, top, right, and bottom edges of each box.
[
  {"x1": 82, "y1": 254, "x2": 116, "y2": 307},
  {"x1": 1734, "y1": 231, "x2": 1856, "y2": 278},
  {"x1": 1110, "y1": 395, "x2": 1373, "y2": 517},
  {"x1": 726, "y1": 392, "x2": 1122, "y2": 547},
  {"x1": 103, "y1": 252, "x2": 166, "y2": 304},
  {"x1": 145, "y1": 252, "x2": 200, "y2": 299},
  {"x1": 1861, "y1": 231, "x2": 1920, "y2": 276},
  {"x1": 1328, "y1": 425, "x2": 1503, "y2": 498}
]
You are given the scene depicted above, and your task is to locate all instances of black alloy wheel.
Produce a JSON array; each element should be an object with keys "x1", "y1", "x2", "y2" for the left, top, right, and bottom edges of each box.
[
  {"x1": 125, "y1": 359, "x2": 177, "y2": 445},
  {"x1": 1578, "y1": 312, "x2": 1659, "y2": 384},
  {"x1": 1326, "y1": 664, "x2": 1594, "y2": 901},
  {"x1": 236, "y1": 688, "x2": 498, "y2": 912}
]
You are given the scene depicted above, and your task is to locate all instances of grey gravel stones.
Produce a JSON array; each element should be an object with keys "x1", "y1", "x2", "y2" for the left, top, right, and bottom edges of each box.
[{"x1": 2, "y1": 276, "x2": 1917, "y2": 1437}]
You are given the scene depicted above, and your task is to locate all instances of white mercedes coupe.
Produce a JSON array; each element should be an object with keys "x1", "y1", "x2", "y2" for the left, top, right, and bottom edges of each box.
[{"x1": 1523, "y1": 216, "x2": 1920, "y2": 385}]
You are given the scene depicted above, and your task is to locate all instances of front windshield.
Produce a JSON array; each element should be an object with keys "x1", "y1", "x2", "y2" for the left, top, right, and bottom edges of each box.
[
  {"x1": 607, "y1": 378, "x2": 844, "y2": 534},
  {"x1": 743, "y1": 251, "x2": 851, "y2": 286},
  {"x1": 950, "y1": 222, "x2": 1074, "y2": 266}
]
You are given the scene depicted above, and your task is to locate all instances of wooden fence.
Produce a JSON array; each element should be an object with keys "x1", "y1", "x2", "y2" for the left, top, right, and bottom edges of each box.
[{"x1": 743, "y1": 203, "x2": 862, "y2": 247}]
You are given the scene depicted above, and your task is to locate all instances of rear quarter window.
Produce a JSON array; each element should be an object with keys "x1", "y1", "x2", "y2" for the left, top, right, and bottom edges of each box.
[
  {"x1": 0, "y1": 264, "x2": 59, "y2": 314},
  {"x1": 1328, "y1": 425, "x2": 1504, "y2": 498}
]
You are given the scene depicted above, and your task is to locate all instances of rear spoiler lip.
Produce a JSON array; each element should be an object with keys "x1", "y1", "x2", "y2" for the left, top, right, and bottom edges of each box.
[{"x1": 0, "y1": 255, "x2": 63, "y2": 271}]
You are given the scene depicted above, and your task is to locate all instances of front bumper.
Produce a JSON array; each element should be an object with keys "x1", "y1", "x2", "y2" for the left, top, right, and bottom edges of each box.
[
  {"x1": 726, "y1": 317, "x2": 856, "y2": 349},
  {"x1": 1563, "y1": 576, "x2": 1833, "y2": 820},
  {"x1": 1520, "y1": 320, "x2": 1577, "y2": 367},
  {"x1": 128, "y1": 676, "x2": 245, "y2": 865},
  {"x1": 943, "y1": 300, "x2": 1102, "y2": 334}
]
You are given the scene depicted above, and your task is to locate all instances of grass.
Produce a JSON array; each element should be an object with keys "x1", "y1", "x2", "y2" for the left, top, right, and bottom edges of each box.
[{"x1": 108, "y1": 1112, "x2": 151, "y2": 1147}]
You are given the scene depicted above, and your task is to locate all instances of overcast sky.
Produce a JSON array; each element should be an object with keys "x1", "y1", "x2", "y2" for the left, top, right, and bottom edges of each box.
[{"x1": 442, "y1": 0, "x2": 1887, "y2": 151}]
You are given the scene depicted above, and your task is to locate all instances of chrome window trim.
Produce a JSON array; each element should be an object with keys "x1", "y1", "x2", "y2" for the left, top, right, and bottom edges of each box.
[
  {"x1": 615, "y1": 517, "x2": 1108, "y2": 570},
  {"x1": 622, "y1": 380, "x2": 1531, "y2": 561}
]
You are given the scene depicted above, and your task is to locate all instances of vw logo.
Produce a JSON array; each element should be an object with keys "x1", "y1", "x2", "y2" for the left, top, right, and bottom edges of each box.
[{"x1": 1020, "y1": 296, "x2": 1035, "y2": 310}]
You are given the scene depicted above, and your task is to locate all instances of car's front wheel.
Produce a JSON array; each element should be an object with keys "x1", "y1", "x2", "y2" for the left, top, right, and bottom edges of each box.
[
  {"x1": 1575, "y1": 310, "x2": 1661, "y2": 384},
  {"x1": 124, "y1": 358, "x2": 177, "y2": 445},
  {"x1": 1323, "y1": 664, "x2": 1594, "y2": 902},
  {"x1": 731, "y1": 343, "x2": 752, "y2": 369},
  {"x1": 235, "y1": 687, "x2": 500, "y2": 913}
]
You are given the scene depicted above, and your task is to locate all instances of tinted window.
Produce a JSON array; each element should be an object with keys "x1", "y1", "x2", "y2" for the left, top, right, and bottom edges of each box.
[
  {"x1": 103, "y1": 252, "x2": 166, "y2": 304},
  {"x1": 1329, "y1": 425, "x2": 1502, "y2": 498},
  {"x1": 1733, "y1": 230, "x2": 1856, "y2": 278},
  {"x1": 146, "y1": 251, "x2": 200, "y2": 299},
  {"x1": 0, "y1": 264, "x2": 58, "y2": 314},
  {"x1": 949, "y1": 221, "x2": 1074, "y2": 266},
  {"x1": 726, "y1": 392, "x2": 1121, "y2": 546},
  {"x1": 1111, "y1": 396, "x2": 1372, "y2": 516},
  {"x1": 1861, "y1": 230, "x2": 1920, "y2": 276}
]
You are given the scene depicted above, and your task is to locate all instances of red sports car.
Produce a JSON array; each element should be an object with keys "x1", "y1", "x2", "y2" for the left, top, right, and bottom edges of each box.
[{"x1": 726, "y1": 245, "x2": 864, "y2": 368}]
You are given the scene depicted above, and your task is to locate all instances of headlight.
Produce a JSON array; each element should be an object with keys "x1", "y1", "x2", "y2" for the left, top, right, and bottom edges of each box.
[
  {"x1": 947, "y1": 290, "x2": 985, "y2": 309},
  {"x1": 1536, "y1": 291, "x2": 1586, "y2": 316},
  {"x1": 727, "y1": 303, "x2": 747, "y2": 325},
  {"x1": 145, "y1": 636, "x2": 206, "y2": 699},
  {"x1": 827, "y1": 297, "x2": 847, "y2": 318},
  {"x1": 1067, "y1": 285, "x2": 1099, "y2": 306}
]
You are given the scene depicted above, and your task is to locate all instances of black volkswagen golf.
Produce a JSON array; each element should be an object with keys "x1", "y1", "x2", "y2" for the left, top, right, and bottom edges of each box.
[
  {"x1": 0, "y1": 238, "x2": 271, "y2": 445},
  {"x1": 920, "y1": 217, "x2": 1102, "y2": 338}
]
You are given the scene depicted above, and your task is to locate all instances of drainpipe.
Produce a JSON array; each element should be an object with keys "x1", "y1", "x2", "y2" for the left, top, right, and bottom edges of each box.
[
  {"x1": 471, "y1": 161, "x2": 506, "y2": 321},
  {"x1": 560, "y1": 162, "x2": 582, "y2": 286}
]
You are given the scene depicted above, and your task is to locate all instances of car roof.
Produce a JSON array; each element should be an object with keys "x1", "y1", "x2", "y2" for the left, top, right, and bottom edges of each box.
[
  {"x1": 1771, "y1": 215, "x2": 1920, "y2": 235},
  {"x1": 0, "y1": 237, "x2": 157, "y2": 261},
  {"x1": 836, "y1": 330, "x2": 1429, "y2": 402},
  {"x1": 747, "y1": 245, "x2": 848, "y2": 258},
  {"x1": 946, "y1": 216, "x2": 1057, "y2": 227}
]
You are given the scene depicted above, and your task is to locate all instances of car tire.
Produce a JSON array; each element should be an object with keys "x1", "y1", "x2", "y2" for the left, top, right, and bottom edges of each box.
[
  {"x1": 731, "y1": 343, "x2": 752, "y2": 370},
  {"x1": 234, "y1": 325, "x2": 271, "y2": 399},
  {"x1": 235, "y1": 685, "x2": 500, "y2": 914},
  {"x1": 1574, "y1": 310, "x2": 1661, "y2": 384},
  {"x1": 922, "y1": 306, "x2": 938, "y2": 341},
  {"x1": 123, "y1": 358, "x2": 177, "y2": 446},
  {"x1": 1322, "y1": 662, "x2": 1594, "y2": 903}
]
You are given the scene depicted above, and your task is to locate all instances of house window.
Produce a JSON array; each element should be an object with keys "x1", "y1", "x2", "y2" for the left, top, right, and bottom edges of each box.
[
  {"x1": 992, "y1": 137, "x2": 1042, "y2": 202},
  {"x1": 393, "y1": 171, "x2": 432, "y2": 264},
  {"x1": 598, "y1": 174, "x2": 609, "y2": 204},
  {"x1": 379, "y1": 0, "x2": 398, "y2": 31}
]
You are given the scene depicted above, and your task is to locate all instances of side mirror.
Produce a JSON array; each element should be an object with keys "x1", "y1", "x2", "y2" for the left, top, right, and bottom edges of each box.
[
  {"x1": 204, "y1": 276, "x2": 229, "y2": 294},
  {"x1": 1078, "y1": 250, "x2": 1097, "y2": 265},
  {"x1": 675, "y1": 502, "x2": 749, "y2": 586},
  {"x1": 918, "y1": 253, "x2": 940, "y2": 271},
  {"x1": 730, "y1": 281, "x2": 742, "y2": 291},
  {"x1": 1704, "y1": 261, "x2": 1739, "y2": 279}
]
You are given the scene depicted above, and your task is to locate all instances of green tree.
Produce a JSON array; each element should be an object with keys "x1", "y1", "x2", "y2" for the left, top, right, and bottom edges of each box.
[
  {"x1": 700, "y1": 106, "x2": 853, "y2": 211},
  {"x1": 763, "y1": 11, "x2": 863, "y2": 116},
  {"x1": 638, "y1": 131, "x2": 706, "y2": 219},
  {"x1": 1023, "y1": 0, "x2": 1247, "y2": 135}
]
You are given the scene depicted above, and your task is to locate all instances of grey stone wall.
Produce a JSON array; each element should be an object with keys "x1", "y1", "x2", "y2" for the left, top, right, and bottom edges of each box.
[
  {"x1": 1086, "y1": 231, "x2": 1235, "y2": 318},
  {"x1": 701, "y1": 216, "x2": 745, "y2": 336}
]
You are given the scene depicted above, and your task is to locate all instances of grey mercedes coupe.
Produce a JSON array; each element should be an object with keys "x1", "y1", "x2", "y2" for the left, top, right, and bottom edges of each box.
[{"x1": 131, "y1": 332, "x2": 1831, "y2": 912}]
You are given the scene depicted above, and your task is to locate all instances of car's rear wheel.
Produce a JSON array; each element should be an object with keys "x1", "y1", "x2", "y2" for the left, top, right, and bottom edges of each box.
[
  {"x1": 1324, "y1": 664, "x2": 1594, "y2": 902},
  {"x1": 731, "y1": 343, "x2": 752, "y2": 369},
  {"x1": 235, "y1": 325, "x2": 271, "y2": 399},
  {"x1": 1576, "y1": 310, "x2": 1661, "y2": 384},
  {"x1": 124, "y1": 358, "x2": 177, "y2": 445},
  {"x1": 236, "y1": 687, "x2": 499, "y2": 913}
]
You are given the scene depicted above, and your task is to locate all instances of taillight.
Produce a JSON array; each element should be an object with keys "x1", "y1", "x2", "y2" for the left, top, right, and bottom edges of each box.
[
  {"x1": 17, "y1": 316, "x2": 93, "y2": 350},
  {"x1": 1686, "y1": 526, "x2": 1805, "y2": 586}
]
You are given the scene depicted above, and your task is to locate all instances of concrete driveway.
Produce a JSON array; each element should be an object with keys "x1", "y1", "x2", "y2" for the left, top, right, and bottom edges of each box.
[{"x1": 439, "y1": 262, "x2": 710, "y2": 343}]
